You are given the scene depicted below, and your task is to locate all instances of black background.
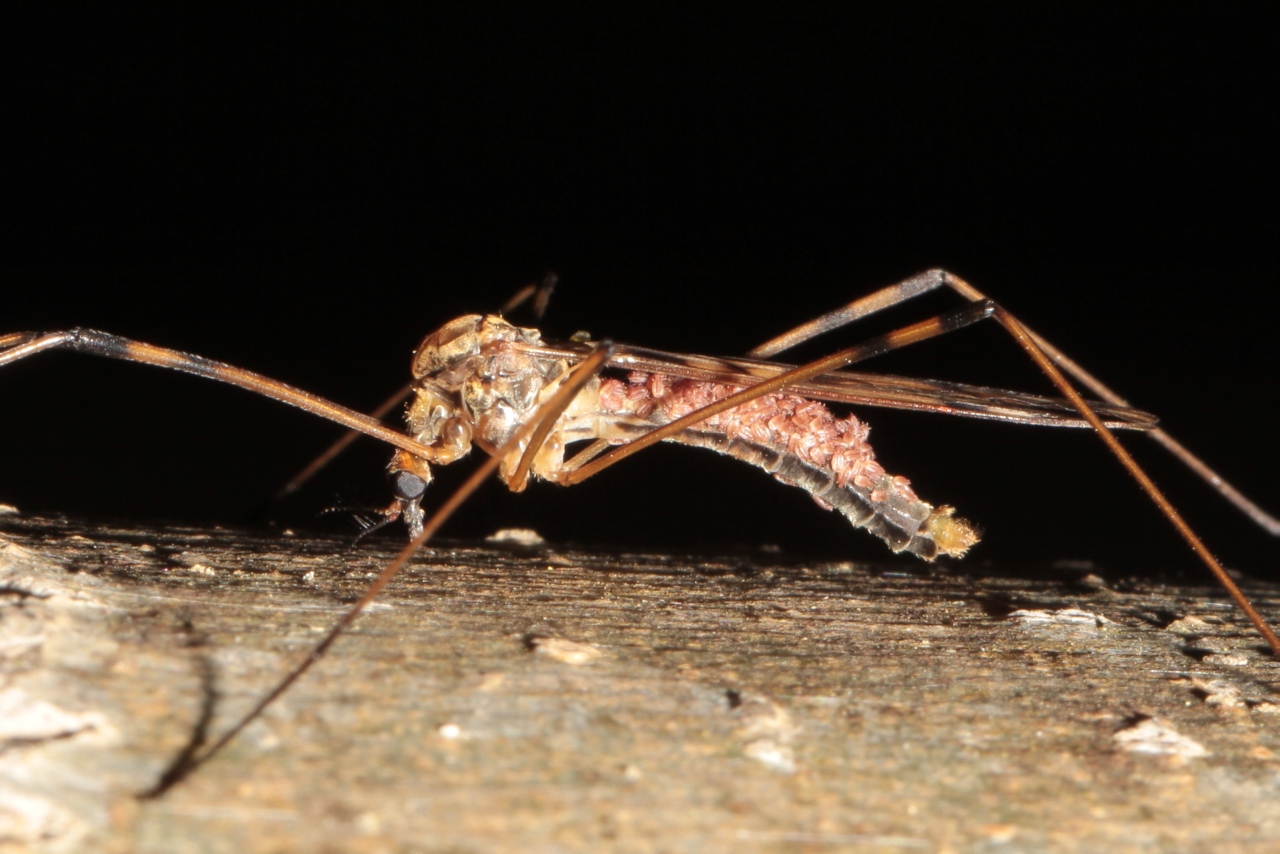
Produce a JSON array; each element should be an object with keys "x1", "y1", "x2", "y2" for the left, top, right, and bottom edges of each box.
[{"x1": 3, "y1": 7, "x2": 1276, "y2": 579}]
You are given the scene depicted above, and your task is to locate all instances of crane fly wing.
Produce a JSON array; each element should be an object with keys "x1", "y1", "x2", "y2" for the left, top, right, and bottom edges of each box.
[
  {"x1": 782, "y1": 371, "x2": 1159, "y2": 429},
  {"x1": 515, "y1": 340, "x2": 1158, "y2": 431}
]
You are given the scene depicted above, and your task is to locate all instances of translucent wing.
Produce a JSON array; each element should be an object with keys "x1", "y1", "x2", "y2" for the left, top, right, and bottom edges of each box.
[{"x1": 516, "y1": 340, "x2": 1158, "y2": 430}]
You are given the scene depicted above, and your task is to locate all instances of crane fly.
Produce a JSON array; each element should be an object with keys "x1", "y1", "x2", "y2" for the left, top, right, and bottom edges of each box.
[{"x1": 0, "y1": 268, "x2": 1276, "y2": 796}]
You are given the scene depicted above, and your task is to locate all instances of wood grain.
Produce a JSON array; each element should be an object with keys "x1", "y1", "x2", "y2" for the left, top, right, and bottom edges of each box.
[{"x1": 2, "y1": 512, "x2": 1278, "y2": 853}]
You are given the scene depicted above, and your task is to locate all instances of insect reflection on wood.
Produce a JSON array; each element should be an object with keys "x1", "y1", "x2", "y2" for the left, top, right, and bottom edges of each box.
[{"x1": 0, "y1": 268, "x2": 1276, "y2": 795}]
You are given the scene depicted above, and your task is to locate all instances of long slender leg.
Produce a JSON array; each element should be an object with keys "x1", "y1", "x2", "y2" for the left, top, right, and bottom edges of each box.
[
  {"x1": 558, "y1": 300, "x2": 997, "y2": 482},
  {"x1": 140, "y1": 340, "x2": 617, "y2": 796},
  {"x1": 984, "y1": 303, "x2": 1280, "y2": 655},
  {"x1": 742, "y1": 269, "x2": 1279, "y2": 534},
  {"x1": 747, "y1": 270, "x2": 950, "y2": 358},
  {"x1": 557, "y1": 274, "x2": 1280, "y2": 656},
  {"x1": 552, "y1": 271, "x2": 963, "y2": 475},
  {"x1": 940, "y1": 272, "x2": 1280, "y2": 535},
  {"x1": 0, "y1": 329, "x2": 438, "y2": 461}
]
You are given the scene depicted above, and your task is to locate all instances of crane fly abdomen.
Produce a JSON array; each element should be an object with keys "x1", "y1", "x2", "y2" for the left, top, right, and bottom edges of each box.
[
  {"x1": 398, "y1": 314, "x2": 978, "y2": 559},
  {"x1": 597, "y1": 371, "x2": 978, "y2": 559}
]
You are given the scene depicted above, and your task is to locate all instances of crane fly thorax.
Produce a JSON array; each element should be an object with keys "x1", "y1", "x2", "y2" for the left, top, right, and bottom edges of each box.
[
  {"x1": 403, "y1": 315, "x2": 590, "y2": 480},
  {"x1": 414, "y1": 315, "x2": 564, "y2": 449}
]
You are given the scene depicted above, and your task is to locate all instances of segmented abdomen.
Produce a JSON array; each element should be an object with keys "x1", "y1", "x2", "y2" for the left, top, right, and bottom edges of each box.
[{"x1": 598, "y1": 372, "x2": 978, "y2": 559}]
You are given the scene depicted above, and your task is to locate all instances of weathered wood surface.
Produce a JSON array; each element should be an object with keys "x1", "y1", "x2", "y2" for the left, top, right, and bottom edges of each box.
[{"x1": 1, "y1": 511, "x2": 1278, "y2": 853}]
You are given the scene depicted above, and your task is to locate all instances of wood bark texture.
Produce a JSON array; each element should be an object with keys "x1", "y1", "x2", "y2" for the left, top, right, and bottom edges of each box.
[{"x1": 1, "y1": 512, "x2": 1278, "y2": 853}]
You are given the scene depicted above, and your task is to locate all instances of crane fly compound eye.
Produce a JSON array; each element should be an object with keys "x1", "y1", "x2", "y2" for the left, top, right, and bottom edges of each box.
[{"x1": 390, "y1": 470, "x2": 428, "y2": 501}]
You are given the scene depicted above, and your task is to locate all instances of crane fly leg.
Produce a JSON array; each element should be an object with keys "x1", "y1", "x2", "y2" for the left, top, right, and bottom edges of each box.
[
  {"x1": 942, "y1": 273, "x2": 1280, "y2": 535},
  {"x1": 750, "y1": 269, "x2": 1279, "y2": 534},
  {"x1": 140, "y1": 341, "x2": 617, "y2": 796},
  {"x1": 0, "y1": 329, "x2": 438, "y2": 461},
  {"x1": 750, "y1": 268, "x2": 1280, "y2": 654},
  {"x1": 557, "y1": 300, "x2": 998, "y2": 484},
  {"x1": 982, "y1": 303, "x2": 1280, "y2": 656}
]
